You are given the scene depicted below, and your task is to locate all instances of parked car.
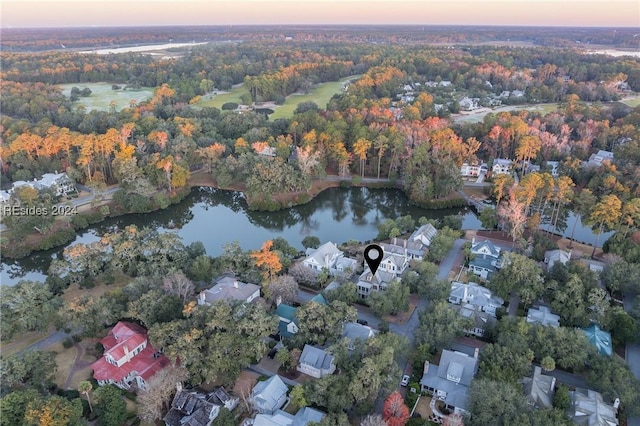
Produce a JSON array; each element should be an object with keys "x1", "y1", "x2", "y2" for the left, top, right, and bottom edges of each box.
[
  {"x1": 356, "y1": 319, "x2": 368, "y2": 326},
  {"x1": 400, "y1": 374, "x2": 410, "y2": 387}
]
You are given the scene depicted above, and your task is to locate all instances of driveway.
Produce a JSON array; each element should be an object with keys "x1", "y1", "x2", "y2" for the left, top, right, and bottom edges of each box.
[{"x1": 624, "y1": 295, "x2": 640, "y2": 426}]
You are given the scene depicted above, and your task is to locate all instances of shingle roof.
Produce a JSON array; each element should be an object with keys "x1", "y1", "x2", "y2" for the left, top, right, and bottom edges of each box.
[
  {"x1": 342, "y1": 322, "x2": 375, "y2": 346},
  {"x1": 471, "y1": 240, "x2": 501, "y2": 258},
  {"x1": 299, "y1": 345, "x2": 335, "y2": 371},
  {"x1": 568, "y1": 388, "x2": 618, "y2": 426},
  {"x1": 521, "y1": 366, "x2": 555, "y2": 409},
  {"x1": 420, "y1": 350, "x2": 478, "y2": 410},
  {"x1": 199, "y1": 277, "x2": 260, "y2": 304},
  {"x1": 358, "y1": 268, "x2": 396, "y2": 287},
  {"x1": 526, "y1": 306, "x2": 560, "y2": 328},
  {"x1": 251, "y1": 375, "x2": 288, "y2": 412},
  {"x1": 305, "y1": 242, "x2": 341, "y2": 268},
  {"x1": 449, "y1": 282, "x2": 504, "y2": 310}
]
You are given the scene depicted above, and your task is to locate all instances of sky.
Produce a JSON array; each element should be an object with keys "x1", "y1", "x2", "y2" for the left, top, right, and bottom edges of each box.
[{"x1": 2, "y1": 0, "x2": 639, "y2": 28}]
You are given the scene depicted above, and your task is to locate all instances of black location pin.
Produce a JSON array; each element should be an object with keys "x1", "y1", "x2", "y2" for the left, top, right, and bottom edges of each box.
[{"x1": 364, "y1": 244, "x2": 384, "y2": 275}]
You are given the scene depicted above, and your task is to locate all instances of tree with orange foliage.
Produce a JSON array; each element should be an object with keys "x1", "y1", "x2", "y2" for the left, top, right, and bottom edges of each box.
[
  {"x1": 383, "y1": 391, "x2": 410, "y2": 426},
  {"x1": 156, "y1": 156, "x2": 174, "y2": 191},
  {"x1": 250, "y1": 240, "x2": 282, "y2": 282},
  {"x1": 353, "y1": 138, "x2": 372, "y2": 178},
  {"x1": 251, "y1": 141, "x2": 271, "y2": 155},
  {"x1": 197, "y1": 143, "x2": 226, "y2": 173}
]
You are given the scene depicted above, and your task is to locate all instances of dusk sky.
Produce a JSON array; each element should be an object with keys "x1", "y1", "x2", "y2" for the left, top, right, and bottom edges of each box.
[{"x1": 2, "y1": 0, "x2": 639, "y2": 28}]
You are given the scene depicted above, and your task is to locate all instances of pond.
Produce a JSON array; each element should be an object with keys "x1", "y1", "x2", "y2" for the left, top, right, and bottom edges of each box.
[{"x1": 0, "y1": 187, "x2": 480, "y2": 285}]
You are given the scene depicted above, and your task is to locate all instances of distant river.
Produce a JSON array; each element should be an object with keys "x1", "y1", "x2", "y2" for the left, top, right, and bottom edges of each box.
[{"x1": 0, "y1": 186, "x2": 610, "y2": 286}]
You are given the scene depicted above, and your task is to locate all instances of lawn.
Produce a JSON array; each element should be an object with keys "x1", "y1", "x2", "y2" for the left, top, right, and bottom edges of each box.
[
  {"x1": 197, "y1": 85, "x2": 250, "y2": 109},
  {"x1": 269, "y1": 75, "x2": 360, "y2": 119},
  {"x1": 59, "y1": 82, "x2": 153, "y2": 112},
  {"x1": 621, "y1": 96, "x2": 640, "y2": 107},
  {"x1": 52, "y1": 342, "x2": 79, "y2": 389}
]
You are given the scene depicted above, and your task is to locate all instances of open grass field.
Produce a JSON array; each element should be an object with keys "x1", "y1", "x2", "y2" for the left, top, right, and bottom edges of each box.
[
  {"x1": 59, "y1": 82, "x2": 153, "y2": 112},
  {"x1": 52, "y1": 342, "x2": 78, "y2": 388},
  {"x1": 269, "y1": 75, "x2": 360, "y2": 119},
  {"x1": 197, "y1": 85, "x2": 250, "y2": 109},
  {"x1": 621, "y1": 96, "x2": 640, "y2": 107},
  {"x1": 454, "y1": 102, "x2": 561, "y2": 124}
]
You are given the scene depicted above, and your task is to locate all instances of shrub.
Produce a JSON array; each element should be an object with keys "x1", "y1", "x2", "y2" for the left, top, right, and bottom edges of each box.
[
  {"x1": 274, "y1": 95, "x2": 286, "y2": 105},
  {"x1": 62, "y1": 339, "x2": 74, "y2": 349},
  {"x1": 221, "y1": 102, "x2": 239, "y2": 110},
  {"x1": 38, "y1": 227, "x2": 77, "y2": 251},
  {"x1": 352, "y1": 175, "x2": 363, "y2": 185}
]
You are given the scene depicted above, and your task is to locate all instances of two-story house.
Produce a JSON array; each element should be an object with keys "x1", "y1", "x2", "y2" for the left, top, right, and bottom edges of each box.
[
  {"x1": 468, "y1": 239, "x2": 504, "y2": 280},
  {"x1": 448, "y1": 281, "x2": 504, "y2": 316},
  {"x1": 250, "y1": 375, "x2": 289, "y2": 415},
  {"x1": 356, "y1": 268, "x2": 397, "y2": 299},
  {"x1": 455, "y1": 303, "x2": 495, "y2": 338},
  {"x1": 526, "y1": 306, "x2": 560, "y2": 328},
  {"x1": 342, "y1": 322, "x2": 376, "y2": 351},
  {"x1": 520, "y1": 366, "x2": 556, "y2": 409},
  {"x1": 164, "y1": 385, "x2": 239, "y2": 426},
  {"x1": 302, "y1": 242, "x2": 358, "y2": 276},
  {"x1": 567, "y1": 388, "x2": 619, "y2": 426},
  {"x1": 253, "y1": 407, "x2": 325, "y2": 426},
  {"x1": 297, "y1": 345, "x2": 336, "y2": 379},
  {"x1": 91, "y1": 321, "x2": 169, "y2": 391},
  {"x1": 197, "y1": 276, "x2": 260, "y2": 305},
  {"x1": 420, "y1": 350, "x2": 479, "y2": 415},
  {"x1": 492, "y1": 159, "x2": 513, "y2": 175}
]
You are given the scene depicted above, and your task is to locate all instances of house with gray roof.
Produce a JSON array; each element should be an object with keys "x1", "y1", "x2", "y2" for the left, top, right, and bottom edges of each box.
[
  {"x1": 297, "y1": 345, "x2": 336, "y2": 379},
  {"x1": 410, "y1": 223, "x2": 438, "y2": 248},
  {"x1": 448, "y1": 281, "x2": 504, "y2": 316},
  {"x1": 468, "y1": 239, "x2": 504, "y2": 280},
  {"x1": 492, "y1": 158, "x2": 513, "y2": 175},
  {"x1": 164, "y1": 386, "x2": 238, "y2": 426},
  {"x1": 381, "y1": 238, "x2": 425, "y2": 261},
  {"x1": 526, "y1": 306, "x2": 560, "y2": 328},
  {"x1": 567, "y1": 388, "x2": 619, "y2": 426},
  {"x1": 586, "y1": 150, "x2": 614, "y2": 168},
  {"x1": 454, "y1": 303, "x2": 495, "y2": 338},
  {"x1": 544, "y1": 249, "x2": 571, "y2": 272},
  {"x1": 250, "y1": 375, "x2": 288, "y2": 415},
  {"x1": 420, "y1": 349, "x2": 479, "y2": 415},
  {"x1": 302, "y1": 242, "x2": 357, "y2": 276},
  {"x1": 342, "y1": 322, "x2": 376, "y2": 350},
  {"x1": 356, "y1": 268, "x2": 397, "y2": 298},
  {"x1": 520, "y1": 366, "x2": 556, "y2": 409},
  {"x1": 198, "y1": 276, "x2": 260, "y2": 306},
  {"x1": 582, "y1": 324, "x2": 613, "y2": 356},
  {"x1": 378, "y1": 250, "x2": 409, "y2": 276},
  {"x1": 253, "y1": 407, "x2": 326, "y2": 426}
]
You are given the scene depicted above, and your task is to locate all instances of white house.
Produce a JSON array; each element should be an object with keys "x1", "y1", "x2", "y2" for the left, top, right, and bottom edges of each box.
[
  {"x1": 357, "y1": 268, "x2": 397, "y2": 298},
  {"x1": 302, "y1": 242, "x2": 357, "y2": 276},
  {"x1": 545, "y1": 161, "x2": 560, "y2": 177},
  {"x1": 587, "y1": 150, "x2": 614, "y2": 168},
  {"x1": 253, "y1": 407, "x2": 326, "y2": 426},
  {"x1": 544, "y1": 249, "x2": 571, "y2": 272},
  {"x1": 251, "y1": 375, "x2": 289, "y2": 415},
  {"x1": 420, "y1": 350, "x2": 479, "y2": 415},
  {"x1": 492, "y1": 159, "x2": 513, "y2": 175},
  {"x1": 10, "y1": 172, "x2": 76, "y2": 198},
  {"x1": 459, "y1": 97, "x2": 480, "y2": 111},
  {"x1": 198, "y1": 276, "x2": 260, "y2": 305},
  {"x1": 297, "y1": 345, "x2": 336, "y2": 379},
  {"x1": 449, "y1": 282, "x2": 504, "y2": 316},
  {"x1": 410, "y1": 223, "x2": 438, "y2": 248},
  {"x1": 468, "y1": 239, "x2": 504, "y2": 280},
  {"x1": 460, "y1": 163, "x2": 487, "y2": 178},
  {"x1": 526, "y1": 306, "x2": 560, "y2": 328},
  {"x1": 567, "y1": 388, "x2": 619, "y2": 426},
  {"x1": 378, "y1": 250, "x2": 409, "y2": 276}
]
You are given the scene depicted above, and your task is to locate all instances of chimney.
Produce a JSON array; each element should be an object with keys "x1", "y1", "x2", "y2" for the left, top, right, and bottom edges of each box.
[
  {"x1": 473, "y1": 347, "x2": 479, "y2": 359},
  {"x1": 614, "y1": 398, "x2": 621, "y2": 411},
  {"x1": 393, "y1": 237, "x2": 397, "y2": 246},
  {"x1": 124, "y1": 345, "x2": 129, "y2": 354},
  {"x1": 176, "y1": 382, "x2": 183, "y2": 392},
  {"x1": 233, "y1": 281, "x2": 239, "y2": 288},
  {"x1": 423, "y1": 360, "x2": 430, "y2": 374},
  {"x1": 404, "y1": 239, "x2": 407, "y2": 248},
  {"x1": 472, "y1": 237, "x2": 475, "y2": 245},
  {"x1": 550, "y1": 376, "x2": 556, "y2": 391},
  {"x1": 276, "y1": 295, "x2": 282, "y2": 306}
]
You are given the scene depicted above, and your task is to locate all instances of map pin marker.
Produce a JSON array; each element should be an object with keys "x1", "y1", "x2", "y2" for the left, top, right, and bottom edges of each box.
[{"x1": 364, "y1": 244, "x2": 383, "y2": 275}]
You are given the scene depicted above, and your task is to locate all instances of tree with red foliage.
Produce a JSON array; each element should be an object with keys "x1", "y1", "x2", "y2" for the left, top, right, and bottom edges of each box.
[{"x1": 382, "y1": 391, "x2": 410, "y2": 426}]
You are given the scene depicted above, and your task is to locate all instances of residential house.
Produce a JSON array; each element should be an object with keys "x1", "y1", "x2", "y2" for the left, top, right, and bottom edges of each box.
[
  {"x1": 257, "y1": 146, "x2": 277, "y2": 157},
  {"x1": 253, "y1": 407, "x2": 326, "y2": 426},
  {"x1": 545, "y1": 161, "x2": 560, "y2": 177},
  {"x1": 511, "y1": 90, "x2": 525, "y2": 98},
  {"x1": 164, "y1": 385, "x2": 239, "y2": 426},
  {"x1": 197, "y1": 276, "x2": 260, "y2": 305},
  {"x1": 459, "y1": 97, "x2": 480, "y2": 111},
  {"x1": 276, "y1": 303, "x2": 299, "y2": 338},
  {"x1": 378, "y1": 250, "x2": 409, "y2": 276},
  {"x1": 356, "y1": 268, "x2": 397, "y2": 298},
  {"x1": 448, "y1": 282, "x2": 504, "y2": 316},
  {"x1": 342, "y1": 322, "x2": 376, "y2": 350},
  {"x1": 10, "y1": 172, "x2": 76, "y2": 198},
  {"x1": 582, "y1": 324, "x2": 613, "y2": 356},
  {"x1": 381, "y1": 238, "x2": 424, "y2": 262},
  {"x1": 0, "y1": 190, "x2": 10, "y2": 204},
  {"x1": 492, "y1": 159, "x2": 513, "y2": 175},
  {"x1": 302, "y1": 242, "x2": 358, "y2": 276},
  {"x1": 586, "y1": 150, "x2": 614, "y2": 168},
  {"x1": 567, "y1": 388, "x2": 619, "y2": 426},
  {"x1": 297, "y1": 345, "x2": 336, "y2": 379},
  {"x1": 460, "y1": 162, "x2": 488, "y2": 178},
  {"x1": 526, "y1": 306, "x2": 560, "y2": 328},
  {"x1": 520, "y1": 366, "x2": 556, "y2": 409},
  {"x1": 455, "y1": 303, "x2": 495, "y2": 338},
  {"x1": 544, "y1": 249, "x2": 571, "y2": 272},
  {"x1": 91, "y1": 321, "x2": 169, "y2": 391},
  {"x1": 420, "y1": 349, "x2": 479, "y2": 415},
  {"x1": 410, "y1": 223, "x2": 438, "y2": 248},
  {"x1": 468, "y1": 239, "x2": 504, "y2": 280},
  {"x1": 250, "y1": 375, "x2": 289, "y2": 415}
]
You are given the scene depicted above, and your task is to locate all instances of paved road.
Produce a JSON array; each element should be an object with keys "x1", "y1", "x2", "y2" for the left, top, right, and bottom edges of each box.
[{"x1": 537, "y1": 364, "x2": 587, "y2": 389}]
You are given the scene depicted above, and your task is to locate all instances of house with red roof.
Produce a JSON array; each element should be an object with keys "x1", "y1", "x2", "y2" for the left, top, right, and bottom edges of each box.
[{"x1": 91, "y1": 321, "x2": 169, "y2": 391}]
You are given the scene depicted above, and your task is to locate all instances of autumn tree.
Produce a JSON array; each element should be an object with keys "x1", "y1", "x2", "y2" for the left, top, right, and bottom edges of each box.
[
  {"x1": 250, "y1": 240, "x2": 282, "y2": 282},
  {"x1": 587, "y1": 194, "x2": 622, "y2": 257},
  {"x1": 162, "y1": 271, "x2": 195, "y2": 303},
  {"x1": 353, "y1": 137, "x2": 372, "y2": 178},
  {"x1": 137, "y1": 365, "x2": 189, "y2": 422},
  {"x1": 361, "y1": 414, "x2": 387, "y2": 426},
  {"x1": 383, "y1": 391, "x2": 410, "y2": 426},
  {"x1": 24, "y1": 395, "x2": 84, "y2": 426},
  {"x1": 497, "y1": 189, "x2": 527, "y2": 246},
  {"x1": 264, "y1": 274, "x2": 298, "y2": 305}
]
